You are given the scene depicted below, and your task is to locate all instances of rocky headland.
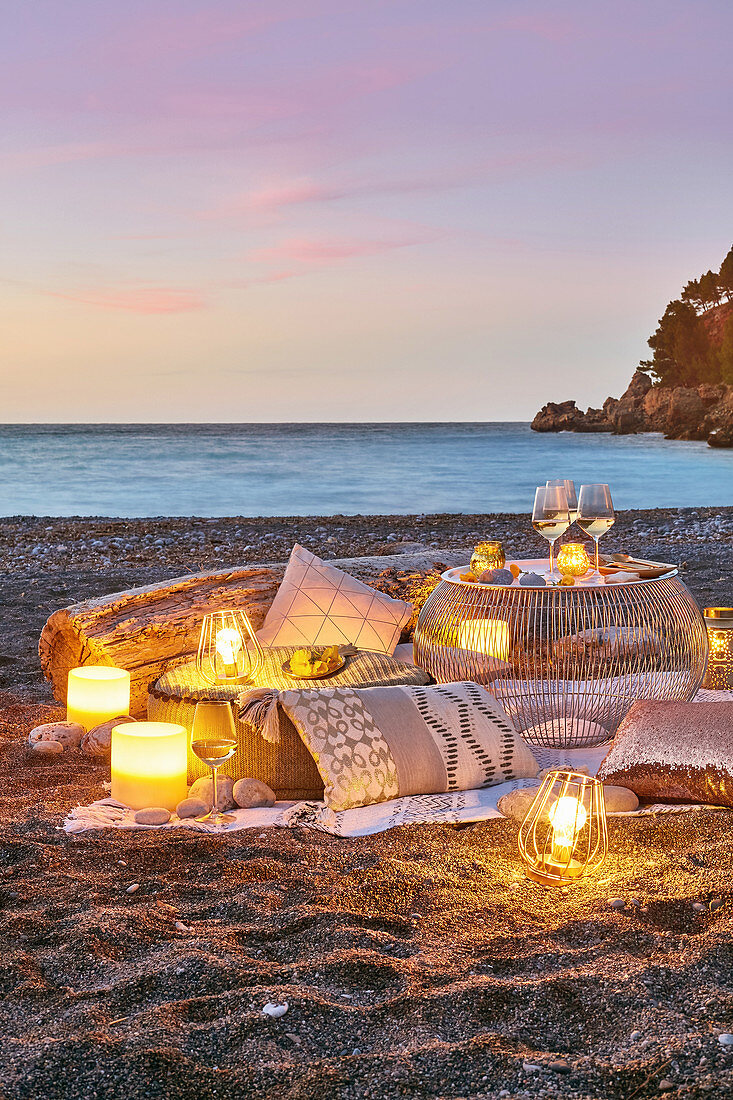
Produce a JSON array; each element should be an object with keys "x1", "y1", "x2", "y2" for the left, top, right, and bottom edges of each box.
[{"x1": 531, "y1": 371, "x2": 733, "y2": 447}]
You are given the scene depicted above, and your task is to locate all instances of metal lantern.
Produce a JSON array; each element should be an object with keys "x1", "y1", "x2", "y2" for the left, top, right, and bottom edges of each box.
[
  {"x1": 703, "y1": 607, "x2": 733, "y2": 690},
  {"x1": 470, "y1": 541, "x2": 506, "y2": 576},
  {"x1": 518, "y1": 770, "x2": 608, "y2": 887},
  {"x1": 414, "y1": 566, "x2": 708, "y2": 748},
  {"x1": 196, "y1": 610, "x2": 264, "y2": 686}
]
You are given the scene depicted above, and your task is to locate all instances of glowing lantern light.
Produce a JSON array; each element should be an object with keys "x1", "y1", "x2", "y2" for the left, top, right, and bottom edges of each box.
[
  {"x1": 703, "y1": 608, "x2": 733, "y2": 690},
  {"x1": 470, "y1": 541, "x2": 506, "y2": 576},
  {"x1": 66, "y1": 666, "x2": 131, "y2": 732},
  {"x1": 111, "y1": 721, "x2": 188, "y2": 811},
  {"x1": 196, "y1": 610, "x2": 264, "y2": 686},
  {"x1": 457, "y1": 618, "x2": 511, "y2": 662},
  {"x1": 556, "y1": 542, "x2": 591, "y2": 578},
  {"x1": 518, "y1": 770, "x2": 607, "y2": 887}
]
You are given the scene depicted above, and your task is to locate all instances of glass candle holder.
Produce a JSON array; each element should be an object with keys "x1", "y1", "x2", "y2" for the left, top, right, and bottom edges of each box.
[
  {"x1": 556, "y1": 542, "x2": 591, "y2": 578},
  {"x1": 518, "y1": 770, "x2": 607, "y2": 887},
  {"x1": 196, "y1": 609, "x2": 264, "y2": 686},
  {"x1": 470, "y1": 541, "x2": 506, "y2": 577},
  {"x1": 66, "y1": 666, "x2": 131, "y2": 732},
  {"x1": 703, "y1": 608, "x2": 733, "y2": 690},
  {"x1": 111, "y1": 721, "x2": 188, "y2": 811}
]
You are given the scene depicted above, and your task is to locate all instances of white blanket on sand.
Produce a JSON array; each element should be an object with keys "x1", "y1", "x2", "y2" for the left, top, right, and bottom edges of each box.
[{"x1": 64, "y1": 689, "x2": 733, "y2": 839}]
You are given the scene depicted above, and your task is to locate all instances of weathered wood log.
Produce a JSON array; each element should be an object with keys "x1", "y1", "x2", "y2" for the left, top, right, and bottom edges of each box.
[
  {"x1": 39, "y1": 567, "x2": 284, "y2": 717},
  {"x1": 38, "y1": 550, "x2": 465, "y2": 718}
]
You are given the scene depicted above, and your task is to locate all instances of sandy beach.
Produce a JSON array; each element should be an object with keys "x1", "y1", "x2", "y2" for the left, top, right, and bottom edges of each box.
[{"x1": 1, "y1": 509, "x2": 732, "y2": 1099}]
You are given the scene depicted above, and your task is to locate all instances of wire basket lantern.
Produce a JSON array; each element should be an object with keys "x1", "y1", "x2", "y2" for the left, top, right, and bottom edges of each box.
[{"x1": 413, "y1": 565, "x2": 708, "y2": 748}]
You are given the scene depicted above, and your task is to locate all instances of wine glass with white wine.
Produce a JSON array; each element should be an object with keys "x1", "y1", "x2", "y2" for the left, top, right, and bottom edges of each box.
[
  {"x1": 546, "y1": 479, "x2": 578, "y2": 525},
  {"x1": 577, "y1": 483, "x2": 615, "y2": 578},
  {"x1": 532, "y1": 484, "x2": 570, "y2": 578},
  {"x1": 190, "y1": 700, "x2": 238, "y2": 825}
]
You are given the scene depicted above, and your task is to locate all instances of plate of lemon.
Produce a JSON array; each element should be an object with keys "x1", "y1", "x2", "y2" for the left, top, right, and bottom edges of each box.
[{"x1": 282, "y1": 645, "x2": 347, "y2": 680}]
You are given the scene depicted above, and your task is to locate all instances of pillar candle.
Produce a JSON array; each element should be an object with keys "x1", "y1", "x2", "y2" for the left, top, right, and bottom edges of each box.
[
  {"x1": 111, "y1": 722, "x2": 188, "y2": 811},
  {"x1": 457, "y1": 618, "x2": 511, "y2": 661},
  {"x1": 66, "y1": 666, "x2": 131, "y2": 732}
]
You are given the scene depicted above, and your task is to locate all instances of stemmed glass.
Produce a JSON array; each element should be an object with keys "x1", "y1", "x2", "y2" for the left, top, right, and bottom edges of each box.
[
  {"x1": 547, "y1": 479, "x2": 578, "y2": 525},
  {"x1": 532, "y1": 484, "x2": 570, "y2": 578},
  {"x1": 577, "y1": 484, "x2": 615, "y2": 577},
  {"x1": 190, "y1": 700, "x2": 238, "y2": 825}
]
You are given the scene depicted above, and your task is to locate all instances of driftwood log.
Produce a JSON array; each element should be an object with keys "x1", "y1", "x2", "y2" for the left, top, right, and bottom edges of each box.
[{"x1": 39, "y1": 550, "x2": 464, "y2": 717}]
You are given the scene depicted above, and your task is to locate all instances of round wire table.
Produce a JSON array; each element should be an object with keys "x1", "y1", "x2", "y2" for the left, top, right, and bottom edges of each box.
[{"x1": 413, "y1": 560, "x2": 708, "y2": 748}]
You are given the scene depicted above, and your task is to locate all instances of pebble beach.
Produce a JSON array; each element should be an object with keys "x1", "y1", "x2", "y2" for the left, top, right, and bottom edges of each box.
[{"x1": 1, "y1": 507, "x2": 732, "y2": 1099}]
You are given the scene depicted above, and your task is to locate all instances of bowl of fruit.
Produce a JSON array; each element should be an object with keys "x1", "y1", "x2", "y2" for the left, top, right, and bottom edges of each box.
[{"x1": 281, "y1": 645, "x2": 346, "y2": 680}]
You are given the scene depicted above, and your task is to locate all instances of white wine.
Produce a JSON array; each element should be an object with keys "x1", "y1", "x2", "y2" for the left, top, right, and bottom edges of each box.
[
  {"x1": 533, "y1": 518, "x2": 570, "y2": 541},
  {"x1": 191, "y1": 738, "x2": 237, "y2": 768},
  {"x1": 577, "y1": 516, "x2": 615, "y2": 538}
]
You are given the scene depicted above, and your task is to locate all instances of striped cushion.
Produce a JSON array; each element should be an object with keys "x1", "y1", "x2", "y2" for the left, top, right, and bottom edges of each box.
[{"x1": 279, "y1": 680, "x2": 539, "y2": 811}]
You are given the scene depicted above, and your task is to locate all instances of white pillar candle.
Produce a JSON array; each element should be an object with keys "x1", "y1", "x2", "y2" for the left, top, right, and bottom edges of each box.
[
  {"x1": 66, "y1": 666, "x2": 131, "y2": 732},
  {"x1": 457, "y1": 619, "x2": 511, "y2": 661},
  {"x1": 111, "y1": 722, "x2": 188, "y2": 811}
]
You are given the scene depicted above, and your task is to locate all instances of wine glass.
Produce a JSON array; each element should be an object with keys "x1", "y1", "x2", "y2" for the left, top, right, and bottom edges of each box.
[
  {"x1": 532, "y1": 484, "x2": 570, "y2": 578},
  {"x1": 546, "y1": 479, "x2": 578, "y2": 525},
  {"x1": 190, "y1": 700, "x2": 238, "y2": 825},
  {"x1": 577, "y1": 484, "x2": 615, "y2": 577}
]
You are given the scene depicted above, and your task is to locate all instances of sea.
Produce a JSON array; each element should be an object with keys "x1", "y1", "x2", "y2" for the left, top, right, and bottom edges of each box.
[{"x1": 1, "y1": 423, "x2": 731, "y2": 518}]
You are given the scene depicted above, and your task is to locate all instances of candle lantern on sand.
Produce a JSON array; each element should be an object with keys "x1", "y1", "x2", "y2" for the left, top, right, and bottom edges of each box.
[
  {"x1": 197, "y1": 610, "x2": 264, "y2": 686},
  {"x1": 518, "y1": 770, "x2": 607, "y2": 887},
  {"x1": 556, "y1": 542, "x2": 591, "y2": 578},
  {"x1": 470, "y1": 541, "x2": 505, "y2": 577},
  {"x1": 66, "y1": 666, "x2": 131, "y2": 731},
  {"x1": 703, "y1": 608, "x2": 733, "y2": 690}
]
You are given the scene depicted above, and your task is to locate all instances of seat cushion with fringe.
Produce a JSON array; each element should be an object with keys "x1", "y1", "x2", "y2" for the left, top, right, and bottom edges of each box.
[{"x1": 148, "y1": 647, "x2": 430, "y2": 799}]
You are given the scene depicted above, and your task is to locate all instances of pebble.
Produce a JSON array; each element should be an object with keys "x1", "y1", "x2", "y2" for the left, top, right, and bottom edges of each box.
[
  {"x1": 522, "y1": 1061, "x2": 541, "y2": 1072},
  {"x1": 262, "y1": 1002, "x2": 288, "y2": 1018},
  {"x1": 28, "y1": 721, "x2": 84, "y2": 749},
  {"x1": 133, "y1": 807, "x2": 171, "y2": 826},
  {"x1": 710, "y1": 898, "x2": 724, "y2": 912},
  {"x1": 82, "y1": 715, "x2": 136, "y2": 757},
  {"x1": 693, "y1": 902, "x2": 707, "y2": 912},
  {"x1": 479, "y1": 568, "x2": 514, "y2": 585},
  {"x1": 519, "y1": 573, "x2": 546, "y2": 586},
  {"x1": 548, "y1": 1059, "x2": 570, "y2": 1073},
  {"x1": 188, "y1": 774, "x2": 236, "y2": 811},
  {"x1": 233, "y1": 777, "x2": 276, "y2": 809},
  {"x1": 497, "y1": 788, "x2": 540, "y2": 822},
  {"x1": 601, "y1": 784, "x2": 640, "y2": 812},
  {"x1": 126, "y1": 883, "x2": 140, "y2": 894},
  {"x1": 174, "y1": 921, "x2": 191, "y2": 932},
  {"x1": 30, "y1": 740, "x2": 64, "y2": 755},
  {"x1": 658, "y1": 1080, "x2": 674, "y2": 1092},
  {"x1": 610, "y1": 898, "x2": 626, "y2": 909},
  {"x1": 719, "y1": 1033, "x2": 733, "y2": 1047},
  {"x1": 176, "y1": 797, "x2": 208, "y2": 819},
  {"x1": 630, "y1": 1030, "x2": 642, "y2": 1042}
]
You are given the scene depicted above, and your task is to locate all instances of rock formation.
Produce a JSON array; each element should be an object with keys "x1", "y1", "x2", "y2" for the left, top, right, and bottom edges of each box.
[{"x1": 532, "y1": 372, "x2": 733, "y2": 447}]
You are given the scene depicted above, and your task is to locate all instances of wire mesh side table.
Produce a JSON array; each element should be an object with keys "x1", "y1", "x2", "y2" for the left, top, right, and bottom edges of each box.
[{"x1": 413, "y1": 564, "x2": 708, "y2": 748}]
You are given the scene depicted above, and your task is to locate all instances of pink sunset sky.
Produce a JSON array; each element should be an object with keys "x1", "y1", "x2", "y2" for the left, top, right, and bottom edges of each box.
[{"x1": 2, "y1": 0, "x2": 731, "y2": 422}]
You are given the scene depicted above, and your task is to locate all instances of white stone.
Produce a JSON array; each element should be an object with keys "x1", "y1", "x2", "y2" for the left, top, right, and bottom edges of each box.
[
  {"x1": 497, "y1": 788, "x2": 541, "y2": 822},
  {"x1": 719, "y1": 1033, "x2": 733, "y2": 1047},
  {"x1": 188, "y1": 774, "x2": 236, "y2": 811},
  {"x1": 30, "y1": 740, "x2": 64, "y2": 755},
  {"x1": 602, "y1": 785, "x2": 640, "y2": 812},
  {"x1": 133, "y1": 807, "x2": 171, "y2": 825},
  {"x1": 233, "y1": 778, "x2": 276, "y2": 809},
  {"x1": 28, "y1": 721, "x2": 84, "y2": 749},
  {"x1": 82, "y1": 715, "x2": 136, "y2": 757},
  {"x1": 126, "y1": 883, "x2": 140, "y2": 894},
  {"x1": 176, "y1": 797, "x2": 208, "y2": 819},
  {"x1": 262, "y1": 1002, "x2": 288, "y2": 1018}
]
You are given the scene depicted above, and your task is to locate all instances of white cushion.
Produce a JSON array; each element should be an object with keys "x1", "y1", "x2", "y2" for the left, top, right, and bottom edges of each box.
[{"x1": 257, "y1": 544, "x2": 412, "y2": 655}]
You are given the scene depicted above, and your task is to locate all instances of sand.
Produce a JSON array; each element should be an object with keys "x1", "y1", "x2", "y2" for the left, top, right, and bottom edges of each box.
[{"x1": 1, "y1": 509, "x2": 732, "y2": 1098}]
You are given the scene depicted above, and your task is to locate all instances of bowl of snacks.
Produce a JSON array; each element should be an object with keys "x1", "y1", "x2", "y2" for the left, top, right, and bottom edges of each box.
[{"x1": 282, "y1": 645, "x2": 346, "y2": 680}]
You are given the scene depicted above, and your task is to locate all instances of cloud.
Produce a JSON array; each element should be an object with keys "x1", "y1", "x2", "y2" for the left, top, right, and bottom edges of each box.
[
  {"x1": 248, "y1": 232, "x2": 438, "y2": 267},
  {"x1": 46, "y1": 285, "x2": 206, "y2": 314}
]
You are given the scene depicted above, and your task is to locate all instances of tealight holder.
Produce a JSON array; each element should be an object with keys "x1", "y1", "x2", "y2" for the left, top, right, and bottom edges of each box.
[
  {"x1": 196, "y1": 610, "x2": 264, "y2": 687},
  {"x1": 470, "y1": 541, "x2": 506, "y2": 577},
  {"x1": 518, "y1": 770, "x2": 607, "y2": 887},
  {"x1": 556, "y1": 542, "x2": 591, "y2": 578},
  {"x1": 703, "y1": 608, "x2": 733, "y2": 690}
]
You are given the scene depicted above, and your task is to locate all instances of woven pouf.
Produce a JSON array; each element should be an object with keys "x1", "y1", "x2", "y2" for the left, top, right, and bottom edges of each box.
[{"x1": 148, "y1": 647, "x2": 430, "y2": 800}]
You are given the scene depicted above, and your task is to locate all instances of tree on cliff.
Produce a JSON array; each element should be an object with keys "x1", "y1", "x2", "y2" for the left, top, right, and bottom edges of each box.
[
  {"x1": 640, "y1": 300, "x2": 712, "y2": 386},
  {"x1": 639, "y1": 244, "x2": 732, "y2": 385},
  {"x1": 720, "y1": 313, "x2": 733, "y2": 386}
]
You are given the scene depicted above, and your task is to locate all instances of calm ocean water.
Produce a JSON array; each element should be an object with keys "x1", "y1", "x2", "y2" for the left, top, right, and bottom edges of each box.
[{"x1": 1, "y1": 423, "x2": 731, "y2": 518}]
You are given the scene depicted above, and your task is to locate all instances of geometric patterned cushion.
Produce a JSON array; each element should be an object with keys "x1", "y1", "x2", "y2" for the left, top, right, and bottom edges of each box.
[
  {"x1": 279, "y1": 680, "x2": 539, "y2": 811},
  {"x1": 257, "y1": 543, "x2": 412, "y2": 654}
]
